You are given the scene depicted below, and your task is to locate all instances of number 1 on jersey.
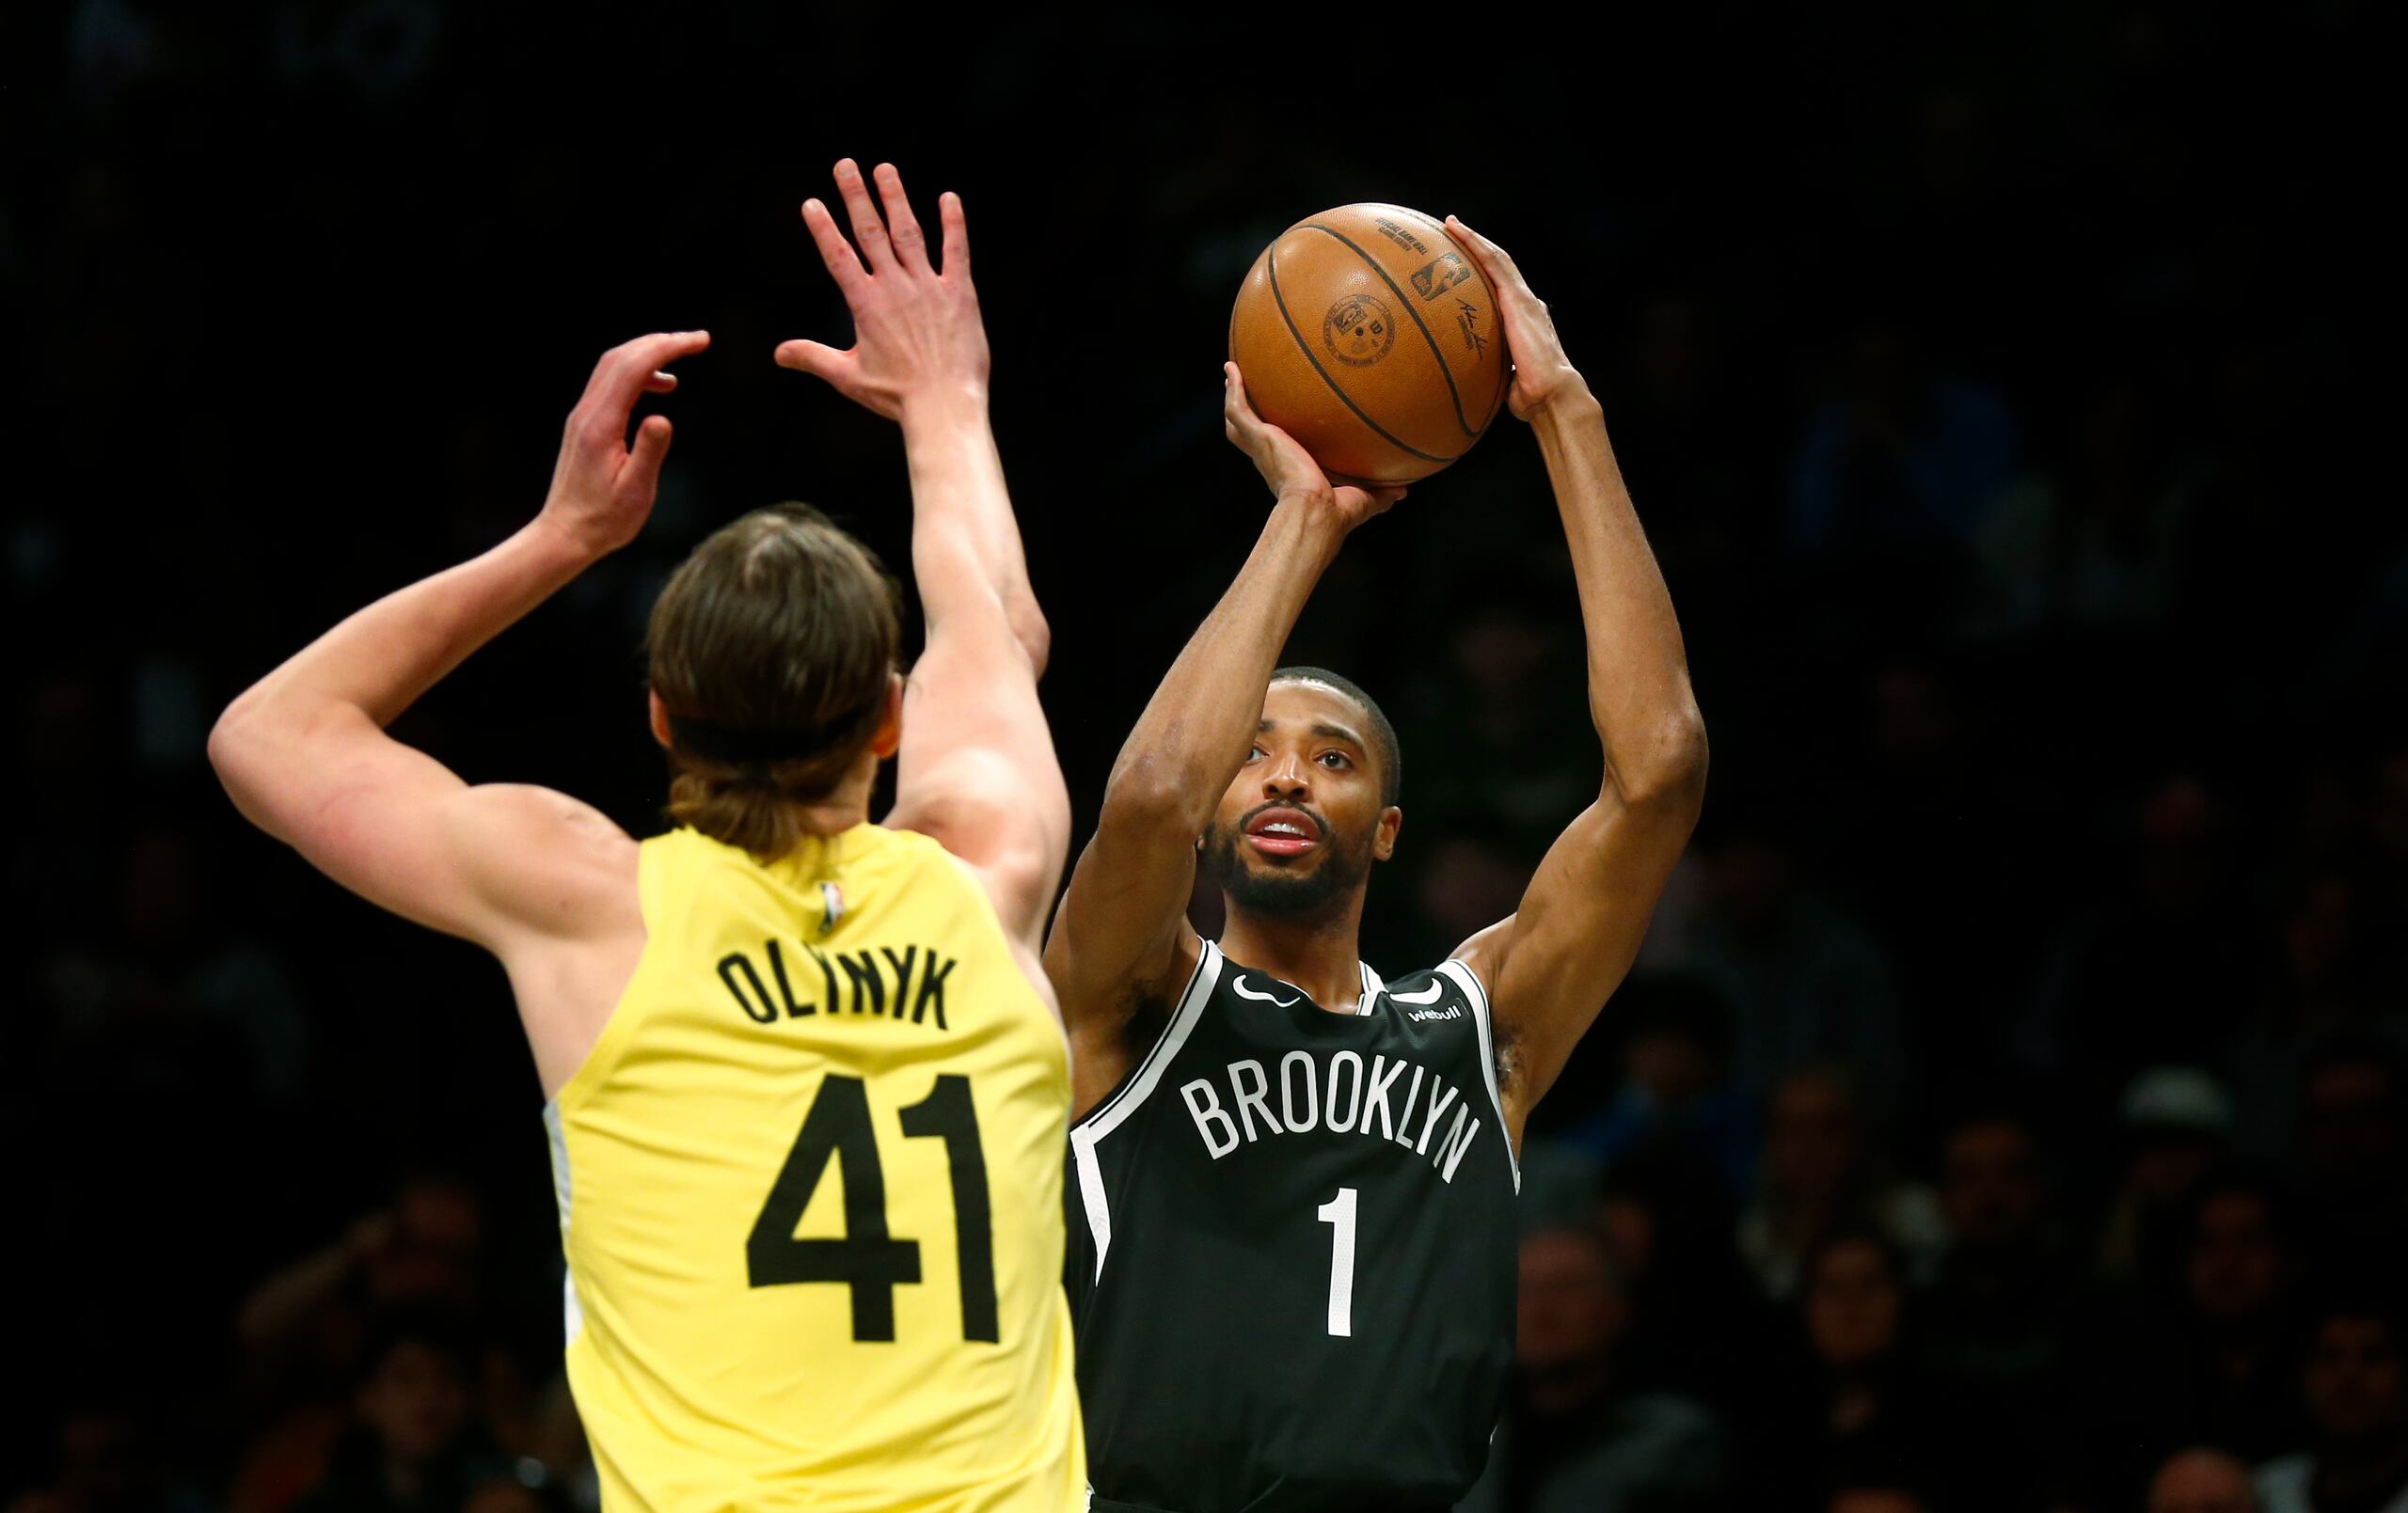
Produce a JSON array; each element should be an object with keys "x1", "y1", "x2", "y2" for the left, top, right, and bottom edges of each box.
[{"x1": 1317, "y1": 1187, "x2": 1357, "y2": 1337}]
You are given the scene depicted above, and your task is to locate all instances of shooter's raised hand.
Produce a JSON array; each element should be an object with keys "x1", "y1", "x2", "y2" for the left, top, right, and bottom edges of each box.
[
  {"x1": 778, "y1": 160, "x2": 988, "y2": 419},
  {"x1": 1223, "y1": 363, "x2": 1404, "y2": 532},
  {"x1": 539, "y1": 330, "x2": 709, "y2": 558},
  {"x1": 1445, "y1": 215, "x2": 1587, "y2": 422}
]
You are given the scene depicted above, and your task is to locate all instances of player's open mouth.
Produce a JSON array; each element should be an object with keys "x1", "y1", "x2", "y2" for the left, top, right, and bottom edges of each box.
[{"x1": 1244, "y1": 807, "x2": 1322, "y2": 858}]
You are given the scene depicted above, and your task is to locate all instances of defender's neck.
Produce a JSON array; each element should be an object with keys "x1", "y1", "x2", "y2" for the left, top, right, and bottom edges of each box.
[{"x1": 1217, "y1": 890, "x2": 1370, "y2": 1014}]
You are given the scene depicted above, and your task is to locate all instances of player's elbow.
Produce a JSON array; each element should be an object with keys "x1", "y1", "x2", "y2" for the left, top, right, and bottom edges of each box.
[
  {"x1": 1612, "y1": 709, "x2": 1709, "y2": 815},
  {"x1": 207, "y1": 694, "x2": 277, "y2": 817},
  {"x1": 1007, "y1": 592, "x2": 1052, "y2": 680},
  {"x1": 1099, "y1": 757, "x2": 1210, "y2": 844}
]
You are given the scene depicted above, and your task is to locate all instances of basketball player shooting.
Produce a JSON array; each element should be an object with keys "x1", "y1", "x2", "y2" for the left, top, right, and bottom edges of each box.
[
  {"x1": 1047, "y1": 218, "x2": 1708, "y2": 1512},
  {"x1": 209, "y1": 162, "x2": 1086, "y2": 1510}
]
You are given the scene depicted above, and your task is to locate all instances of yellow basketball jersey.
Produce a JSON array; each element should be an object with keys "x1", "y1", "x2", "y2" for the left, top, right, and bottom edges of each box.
[{"x1": 544, "y1": 824, "x2": 1085, "y2": 1512}]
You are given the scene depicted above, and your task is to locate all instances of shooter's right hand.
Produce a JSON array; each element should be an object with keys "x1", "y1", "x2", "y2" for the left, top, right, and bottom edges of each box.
[{"x1": 1223, "y1": 363, "x2": 1403, "y2": 532}]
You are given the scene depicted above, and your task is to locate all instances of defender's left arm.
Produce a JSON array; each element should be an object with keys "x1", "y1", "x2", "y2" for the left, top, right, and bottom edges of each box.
[{"x1": 1444, "y1": 218, "x2": 1708, "y2": 1137}]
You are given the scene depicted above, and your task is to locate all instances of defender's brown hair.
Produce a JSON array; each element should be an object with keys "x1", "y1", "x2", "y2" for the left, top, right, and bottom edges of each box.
[{"x1": 646, "y1": 504, "x2": 902, "y2": 859}]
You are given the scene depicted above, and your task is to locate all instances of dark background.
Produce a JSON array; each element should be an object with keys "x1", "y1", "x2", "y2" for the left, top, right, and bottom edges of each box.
[{"x1": 6, "y1": 4, "x2": 2400, "y2": 1510}]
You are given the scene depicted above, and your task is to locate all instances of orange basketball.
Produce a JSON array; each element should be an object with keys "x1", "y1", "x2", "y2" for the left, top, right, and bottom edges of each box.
[{"x1": 1228, "y1": 203, "x2": 1511, "y2": 485}]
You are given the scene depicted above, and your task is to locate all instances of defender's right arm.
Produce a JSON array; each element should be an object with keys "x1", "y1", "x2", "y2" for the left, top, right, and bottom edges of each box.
[
  {"x1": 1046, "y1": 369, "x2": 1398, "y2": 1116},
  {"x1": 777, "y1": 161, "x2": 1065, "y2": 950}
]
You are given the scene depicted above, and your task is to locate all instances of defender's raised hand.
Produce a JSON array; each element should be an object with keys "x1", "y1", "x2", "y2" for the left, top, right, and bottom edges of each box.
[
  {"x1": 539, "y1": 331, "x2": 710, "y2": 559},
  {"x1": 778, "y1": 160, "x2": 987, "y2": 419},
  {"x1": 1222, "y1": 363, "x2": 1404, "y2": 531},
  {"x1": 1445, "y1": 215, "x2": 1586, "y2": 422}
]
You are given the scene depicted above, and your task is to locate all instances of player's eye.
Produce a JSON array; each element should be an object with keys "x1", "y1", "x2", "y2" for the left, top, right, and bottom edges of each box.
[
  {"x1": 1318, "y1": 750, "x2": 1351, "y2": 769},
  {"x1": 1246, "y1": 744, "x2": 1266, "y2": 763}
]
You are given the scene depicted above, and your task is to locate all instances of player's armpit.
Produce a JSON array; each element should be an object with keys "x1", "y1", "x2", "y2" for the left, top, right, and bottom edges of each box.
[
  {"x1": 1044, "y1": 823, "x2": 1203, "y2": 1120},
  {"x1": 886, "y1": 741, "x2": 1065, "y2": 946},
  {"x1": 1451, "y1": 770, "x2": 1703, "y2": 1132}
]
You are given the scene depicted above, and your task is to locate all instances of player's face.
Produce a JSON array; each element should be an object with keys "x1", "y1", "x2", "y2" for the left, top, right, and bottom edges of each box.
[{"x1": 1201, "y1": 681, "x2": 1400, "y2": 919}]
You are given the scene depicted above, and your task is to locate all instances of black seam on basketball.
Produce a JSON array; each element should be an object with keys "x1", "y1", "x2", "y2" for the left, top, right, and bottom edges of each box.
[
  {"x1": 1267, "y1": 244, "x2": 1450, "y2": 465},
  {"x1": 1304, "y1": 222, "x2": 1478, "y2": 440},
  {"x1": 1386, "y1": 207, "x2": 1515, "y2": 426}
]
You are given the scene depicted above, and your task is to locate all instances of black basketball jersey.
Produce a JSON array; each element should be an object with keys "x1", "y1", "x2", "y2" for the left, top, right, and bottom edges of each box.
[{"x1": 1067, "y1": 940, "x2": 1520, "y2": 1513}]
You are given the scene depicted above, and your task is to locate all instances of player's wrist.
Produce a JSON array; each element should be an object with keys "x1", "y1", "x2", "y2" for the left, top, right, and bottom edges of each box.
[
  {"x1": 898, "y1": 380, "x2": 991, "y2": 430},
  {"x1": 1269, "y1": 489, "x2": 1354, "y2": 553},
  {"x1": 524, "y1": 507, "x2": 620, "y2": 572},
  {"x1": 1524, "y1": 370, "x2": 1599, "y2": 427}
]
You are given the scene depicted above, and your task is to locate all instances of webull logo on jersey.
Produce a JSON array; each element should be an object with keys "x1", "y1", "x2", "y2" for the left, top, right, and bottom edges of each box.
[
  {"x1": 1406, "y1": 1005, "x2": 1462, "y2": 1022},
  {"x1": 1180, "y1": 1050, "x2": 1484, "y2": 1182}
]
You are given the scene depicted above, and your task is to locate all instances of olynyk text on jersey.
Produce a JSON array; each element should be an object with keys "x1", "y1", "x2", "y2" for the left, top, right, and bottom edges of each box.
[{"x1": 1179, "y1": 1049, "x2": 1484, "y2": 1181}]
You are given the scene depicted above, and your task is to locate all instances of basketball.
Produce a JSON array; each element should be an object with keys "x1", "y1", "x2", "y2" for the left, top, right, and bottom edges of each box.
[{"x1": 1228, "y1": 203, "x2": 1512, "y2": 485}]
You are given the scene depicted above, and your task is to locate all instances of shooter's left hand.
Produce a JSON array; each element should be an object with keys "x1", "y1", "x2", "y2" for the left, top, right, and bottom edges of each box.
[{"x1": 1446, "y1": 215, "x2": 1588, "y2": 421}]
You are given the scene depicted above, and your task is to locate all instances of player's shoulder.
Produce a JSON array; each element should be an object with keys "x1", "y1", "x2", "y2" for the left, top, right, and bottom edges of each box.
[
  {"x1": 458, "y1": 783, "x2": 639, "y2": 938},
  {"x1": 1377, "y1": 957, "x2": 1490, "y2": 1017}
]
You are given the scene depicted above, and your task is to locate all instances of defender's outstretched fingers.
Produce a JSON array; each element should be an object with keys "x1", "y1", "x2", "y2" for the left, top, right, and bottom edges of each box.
[
  {"x1": 581, "y1": 332, "x2": 707, "y2": 437},
  {"x1": 621, "y1": 414, "x2": 674, "y2": 499},
  {"x1": 801, "y1": 199, "x2": 868, "y2": 294},
  {"x1": 832, "y1": 158, "x2": 896, "y2": 271},
  {"x1": 873, "y1": 164, "x2": 929, "y2": 273},
  {"x1": 775, "y1": 339, "x2": 851, "y2": 383},
  {"x1": 939, "y1": 192, "x2": 969, "y2": 280}
]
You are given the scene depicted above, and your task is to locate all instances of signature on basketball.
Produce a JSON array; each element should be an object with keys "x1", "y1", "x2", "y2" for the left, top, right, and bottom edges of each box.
[{"x1": 1454, "y1": 298, "x2": 1488, "y2": 356}]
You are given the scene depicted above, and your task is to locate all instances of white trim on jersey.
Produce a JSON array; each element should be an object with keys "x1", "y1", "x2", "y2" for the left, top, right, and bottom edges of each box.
[
  {"x1": 1436, "y1": 958, "x2": 1520, "y2": 1191},
  {"x1": 542, "y1": 1102, "x2": 586, "y2": 1344},
  {"x1": 1071, "y1": 941, "x2": 1227, "y2": 1282},
  {"x1": 1355, "y1": 959, "x2": 1386, "y2": 1016}
]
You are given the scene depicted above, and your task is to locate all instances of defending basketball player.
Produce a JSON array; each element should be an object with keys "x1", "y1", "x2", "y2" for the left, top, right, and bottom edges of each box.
[
  {"x1": 1048, "y1": 217, "x2": 1707, "y2": 1511},
  {"x1": 210, "y1": 162, "x2": 1085, "y2": 1510}
]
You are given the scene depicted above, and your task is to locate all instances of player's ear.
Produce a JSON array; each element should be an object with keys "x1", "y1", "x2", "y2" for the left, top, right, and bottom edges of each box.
[
  {"x1": 647, "y1": 689, "x2": 673, "y2": 750},
  {"x1": 869, "y1": 671, "x2": 905, "y2": 760},
  {"x1": 1373, "y1": 805, "x2": 1402, "y2": 862}
]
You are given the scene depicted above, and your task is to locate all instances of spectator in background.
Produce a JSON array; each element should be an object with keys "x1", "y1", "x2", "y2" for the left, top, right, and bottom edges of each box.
[
  {"x1": 1555, "y1": 975, "x2": 1756, "y2": 1201},
  {"x1": 1914, "y1": 1110, "x2": 2086, "y2": 1508},
  {"x1": 290, "y1": 1313, "x2": 481, "y2": 1513},
  {"x1": 239, "y1": 1174, "x2": 487, "y2": 1381},
  {"x1": 2028, "y1": 774, "x2": 2258, "y2": 1125},
  {"x1": 2084, "y1": 1173, "x2": 2308, "y2": 1499},
  {"x1": 2097, "y1": 1068, "x2": 2237, "y2": 1292},
  {"x1": 1745, "y1": 1229, "x2": 1957, "y2": 1511},
  {"x1": 227, "y1": 1175, "x2": 487, "y2": 1511},
  {"x1": 1456, "y1": 1226, "x2": 1726, "y2": 1513},
  {"x1": 1817, "y1": 649, "x2": 2044, "y2": 1121},
  {"x1": 1787, "y1": 321, "x2": 2020, "y2": 575},
  {"x1": 1671, "y1": 803, "x2": 1906, "y2": 1115},
  {"x1": 2148, "y1": 1448, "x2": 2259, "y2": 1513},
  {"x1": 38, "y1": 823, "x2": 310, "y2": 1104},
  {"x1": 1401, "y1": 599, "x2": 1597, "y2": 852},
  {"x1": 2257, "y1": 1300, "x2": 2408, "y2": 1513},
  {"x1": 2228, "y1": 867, "x2": 2399, "y2": 1162},
  {"x1": 1596, "y1": 1147, "x2": 1759, "y2": 1409},
  {"x1": 2291, "y1": 1037, "x2": 2408, "y2": 1269},
  {"x1": 1971, "y1": 377, "x2": 2195, "y2": 638},
  {"x1": 2, "y1": 1397, "x2": 208, "y2": 1513},
  {"x1": 1737, "y1": 1065, "x2": 1946, "y2": 1301}
]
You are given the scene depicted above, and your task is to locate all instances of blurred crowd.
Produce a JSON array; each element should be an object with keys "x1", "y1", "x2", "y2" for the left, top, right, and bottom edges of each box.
[{"x1": 5, "y1": 1, "x2": 2395, "y2": 1510}]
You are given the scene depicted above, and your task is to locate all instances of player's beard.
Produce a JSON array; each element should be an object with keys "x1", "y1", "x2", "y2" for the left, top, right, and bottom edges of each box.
[{"x1": 1201, "y1": 818, "x2": 1374, "y2": 921}]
